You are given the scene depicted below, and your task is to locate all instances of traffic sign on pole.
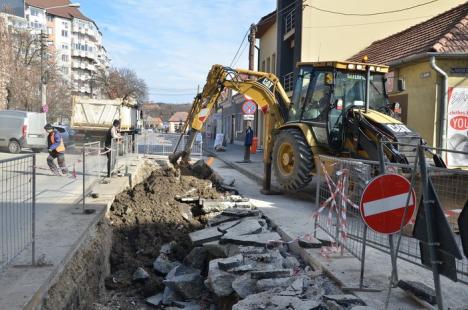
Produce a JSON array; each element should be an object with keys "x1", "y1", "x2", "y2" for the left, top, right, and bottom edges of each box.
[
  {"x1": 360, "y1": 174, "x2": 416, "y2": 234},
  {"x1": 242, "y1": 100, "x2": 257, "y2": 115}
]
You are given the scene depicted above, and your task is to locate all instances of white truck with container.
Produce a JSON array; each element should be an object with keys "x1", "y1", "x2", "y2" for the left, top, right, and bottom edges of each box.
[{"x1": 70, "y1": 96, "x2": 142, "y2": 142}]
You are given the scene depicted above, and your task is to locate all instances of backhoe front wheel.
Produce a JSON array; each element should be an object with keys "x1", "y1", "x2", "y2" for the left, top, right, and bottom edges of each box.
[{"x1": 272, "y1": 129, "x2": 313, "y2": 192}]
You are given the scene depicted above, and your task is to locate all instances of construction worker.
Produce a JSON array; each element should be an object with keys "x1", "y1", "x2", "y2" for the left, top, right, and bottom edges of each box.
[
  {"x1": 244, "y1": 121, "x2": 254, "y2": 163},
  {"x1": 44, "y1": 123, "x2": 67, "y2": 176},
  {"x1": 105, "y1": 119, "x2": 122, "y2": 177}
]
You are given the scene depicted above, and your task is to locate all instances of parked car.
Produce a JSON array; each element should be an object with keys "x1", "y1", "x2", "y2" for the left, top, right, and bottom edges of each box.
[
  {"x1": 0, "y1": 110, "x2": 47, "y2": 153},
  {"x1": 53, "y1": 125, "x2": 75, "y2": 147}
]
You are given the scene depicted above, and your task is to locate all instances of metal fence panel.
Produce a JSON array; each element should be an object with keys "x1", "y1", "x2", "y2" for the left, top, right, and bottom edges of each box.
[
  {"x1": 0, "y1": 154, "x2": 35, "y2": 271},
  {"x1": 137, "y1": 132, "x2": 203, "y2": 159},
  {"x1": 315, "y1": 152, "x2": 468, "y2": 285}
]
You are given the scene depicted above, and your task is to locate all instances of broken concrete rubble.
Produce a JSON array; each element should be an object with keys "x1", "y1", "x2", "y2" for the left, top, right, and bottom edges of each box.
[
  {"x1": 216, "y1": 219, "x2": 241, "y2": 233},
  {"x1": 145, "y1": 292, "x2": 163, "y2": 307},
  {"x1": 232, "y1": 273, "x2": 257, "y2": 298},
  {"x1": 189, "y1": 227, "x2": 224, "y2": 246},
  {"x1": 220, "y1": 232, "x2": 282, "y2": 247},
  {"x1": 256, "y1": 277, "x2": 295, "y2": 292},
  {"x1": 217, "y1": 254, "x2": 244, "y2": 271},
  {"x1": 153, "y1": 254, "x2": 181, "y2": 275},
  {"x1": 222, "y1": 208, "x2": 260, "y2": 218},
  {"x1": 163, "y1": 265, "x2": 204, "y2": 300},
  {"x1": 132, "y1": 267, "x2": 149, "y2": 282},
  {"x1": 250, "y1": 269, "x2": 292, "y2": 279},
  {"x1": 224, "y1": 219, "x2": 262, "y2": 236},
  {"x1": 323, "y1": 294, "x2": 366, "y2": 307},
  {"x1": 205, "y1": 258, "x2": 236, "y2": 297}
]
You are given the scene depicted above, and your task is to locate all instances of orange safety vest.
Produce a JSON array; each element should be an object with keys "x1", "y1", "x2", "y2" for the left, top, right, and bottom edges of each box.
[{"x1": 49, "y1": 132, "x2": 65, "y2": 153}]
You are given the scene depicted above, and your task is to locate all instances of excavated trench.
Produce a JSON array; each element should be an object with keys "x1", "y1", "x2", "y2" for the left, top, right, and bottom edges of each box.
[{"x1": 42, "y1": 161, "x2": 357, "y2": 310}]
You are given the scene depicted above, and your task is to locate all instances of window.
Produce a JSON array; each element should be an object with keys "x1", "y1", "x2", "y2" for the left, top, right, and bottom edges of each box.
[
  {"x1": 47, "y1": 27, "x2": 53, "y2": 35},
  {"x1": 62, "y1": 21, "x2": 68, "y2": 29},
  {"x1": 272, "y1": 54, "x2": 276, "y2": 74},
  {"x1": 31, "y1": 8, "x2": 39, "y2": 17},
  {"x1": 62, "y1": 44, "x2": 68, "y2": 50},
  {"x1": 61, "y1": 30, "x2": 68, "y2": 37},
  {"x1": 47, "y1": 15, "x2": 53, "y2": 22},
  {"x1": 266, "y1": 57, "x2": 271, "y2": 73},
  {"x1": 62, "y1": 67, "x2": 69, "y2": 74},
  {"x1": 62, "y1": 54, "x2": 69, "y2": 62}
]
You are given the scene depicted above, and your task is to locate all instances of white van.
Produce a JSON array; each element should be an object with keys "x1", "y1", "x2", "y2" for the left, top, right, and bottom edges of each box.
[{"x1": 0, "y1": 110, "x2": 47, "y2": 153}]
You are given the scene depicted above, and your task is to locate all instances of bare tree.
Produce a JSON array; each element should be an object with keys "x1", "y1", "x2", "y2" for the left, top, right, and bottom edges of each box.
[
  {"x1": 0, "y1": 17, "x2": 13, "y2": 110},
  {"x1": 96, "y1": 66, "x2": 148, "y2": 103},
  {"x1": 1, "y1": 25, "x2": 72, "y2": 116}
]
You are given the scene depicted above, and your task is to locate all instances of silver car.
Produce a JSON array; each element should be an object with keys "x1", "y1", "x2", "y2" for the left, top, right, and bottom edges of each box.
[{"x1": 0, "y1": 110, "x2": 47, "y2": 153}]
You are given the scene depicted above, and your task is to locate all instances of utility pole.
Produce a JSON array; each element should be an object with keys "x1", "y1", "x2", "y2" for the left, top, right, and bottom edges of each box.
[
  {"x1": 248, "y1": 23, "x2": 256, "y2": 71},
  {"x1": 40, "y1": 30, "x2": 48, "y2": 112}
]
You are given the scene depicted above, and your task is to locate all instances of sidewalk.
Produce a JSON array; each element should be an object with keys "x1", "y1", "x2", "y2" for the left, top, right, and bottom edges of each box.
[{"x1": 0, "y1": 151, "x2": 145, "y2": 309}]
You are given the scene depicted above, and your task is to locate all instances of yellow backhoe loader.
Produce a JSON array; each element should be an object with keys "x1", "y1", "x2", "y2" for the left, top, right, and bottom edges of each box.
[{"x1": 169, "y1": 61, "x2": 443, "y2": 193}]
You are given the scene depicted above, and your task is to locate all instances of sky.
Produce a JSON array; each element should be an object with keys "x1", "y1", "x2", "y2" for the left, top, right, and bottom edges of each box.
[{"x1": 77, "y1": 0, "x2": 276, "y2": 103}]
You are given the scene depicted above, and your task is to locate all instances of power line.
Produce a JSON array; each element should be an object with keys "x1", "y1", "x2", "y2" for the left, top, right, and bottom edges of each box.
[
  {"x1": 303, "y1": 15, "x2": 433, "y2": 29},
  {"x1": 231, "y1": 39, "x2": 249, "y2": 68},
  {"x1": 230, "y1": 29, "x2": 249, "y2": 67},
  {"x1": 304, "y1": 0, "x2": 439, "y2": 16}
]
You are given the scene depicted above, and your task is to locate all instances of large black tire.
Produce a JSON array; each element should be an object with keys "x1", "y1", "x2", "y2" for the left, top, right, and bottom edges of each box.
[
  {"x1": 8, "y1": 140, "x2": 21, "y2": 154},
  {"x1": 272, "y1": 129, "x2": 313, "y2": 192}
]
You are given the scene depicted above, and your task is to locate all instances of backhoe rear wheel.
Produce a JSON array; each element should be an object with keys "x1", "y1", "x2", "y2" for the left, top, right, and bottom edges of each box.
[{"x1": 272, "y1": 129, "x2": 313, "y2": 192}]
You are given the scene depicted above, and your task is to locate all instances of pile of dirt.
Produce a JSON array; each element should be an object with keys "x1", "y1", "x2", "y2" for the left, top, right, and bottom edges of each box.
[{"x1": 95, "y1": 165, "x2": 224, "y2": 308}]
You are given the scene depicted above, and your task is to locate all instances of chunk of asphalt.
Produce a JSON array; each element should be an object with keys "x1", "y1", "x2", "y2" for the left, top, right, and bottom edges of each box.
[
  {"x1": 222, "y1": 208, "x2": 260, "y2": 218},
  {"x1": 164, "y1": 273, "x2": 204, "y2": 300},
  {"x1": 145, "y1": 293, "x2": 163, "y2": 307},
  {"x1": 397, "y1": 280, "x2": 437, "y2": 305},
  {"x1": 256, "y1": 277, "x2": 295, "y2": 292},
  {"x1": 232, "y1": 273, "x2": 257, "y2": 299},
  {"x1": 205, "y1": 258, "x2": 236, "y2": 297},
  {"x1": 189, "y1": 227, "x2": 224, "y2": 246},
  {"x1": 218, "y1": 254, "x2": 244, "y2": 271},
  {"x1": 323, "y1": 294, "x2": 366, "y2": 307},
  {"x1": 220, "y1": 232, "x2": 282, "y2": 247},
  {"x1": 153, "y1": 255, "x2": 181, "y2": 275},
  {"x1": 250, "y1": 269, "x2": 292, "y2": 279},
  {"x1": 202, "y1": 200, "x2": 235, "y2": 213},
  {"x1": 298, "y1": 237, "x2": 323, "y2": 248},
  {"x1": 162, "y1": 286, "x2": 180, "y2": 306},
  {"x1": 283, "y1": 255, "x2": 301, "y2": 269},
  {"x1": 132, "y1": 267, "x2": 149, "y2": 282},
  {"x1": 228, "y1": 264, "x2": 255, "y2": 273},
  {"x1": 203, "y1": 241, "x2": 240, "y2": 258},
  {"x1": 224, "y1": 219, "x2": 262, "y2": 236},
  {"x1": 217, "y1": 220, "x2": 241, "y2": 233},
  {"x1": 208, "y1": 214, "x2": 239, "y2": 227}
]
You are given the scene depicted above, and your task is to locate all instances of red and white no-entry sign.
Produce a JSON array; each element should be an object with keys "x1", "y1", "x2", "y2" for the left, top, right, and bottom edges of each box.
[{"x1": 360, "y1": 174, "x2": 416, "y2": 234}]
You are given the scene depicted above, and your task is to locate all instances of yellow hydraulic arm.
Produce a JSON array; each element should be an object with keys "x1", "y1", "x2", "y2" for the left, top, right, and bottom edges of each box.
[{"x1": 169, "y1": 64, "x2": 290, "y2": 190}]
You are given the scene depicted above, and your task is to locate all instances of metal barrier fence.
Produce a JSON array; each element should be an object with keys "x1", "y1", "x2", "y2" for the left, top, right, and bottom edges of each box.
[
  {"x1": 0, "y1": 154, "x2": 35, "y2": 271},
  {"x1": 314, "y1": 145, "x2": 468, "y2": 294},
  {"x1": 137, "y1": 132, "x2": 203, "y2": 159}
]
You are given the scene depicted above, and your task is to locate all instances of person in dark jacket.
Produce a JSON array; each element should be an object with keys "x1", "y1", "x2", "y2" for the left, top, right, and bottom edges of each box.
[
  {"x1": 44, "y1": 123, "x2": 67, "y2": 175},
  {"x1": 244, "y1": 121, "x2": 254, "y2": 162},
  {"x1": 105, "y1": 119, "x2": 122, "y2": 177}
]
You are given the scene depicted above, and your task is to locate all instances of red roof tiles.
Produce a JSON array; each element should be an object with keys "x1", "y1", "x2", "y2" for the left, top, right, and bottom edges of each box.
[
  {"x1": 26, "y1": 0, "x2": 93, "y2": 22},
  {"x1": 348, "y1": 2, "x2": 468, "y2": 65}
]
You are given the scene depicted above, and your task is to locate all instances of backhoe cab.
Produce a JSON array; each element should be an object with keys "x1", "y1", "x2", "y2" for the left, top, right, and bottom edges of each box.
[{"x1": 271, "y1": 61, "x2": 424, "y2": 191}]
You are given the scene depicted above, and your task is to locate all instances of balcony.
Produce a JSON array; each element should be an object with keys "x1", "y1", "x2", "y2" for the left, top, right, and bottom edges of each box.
[
  {"x1": 283, "y1": 8, "x2": 295, "y2": 41},
  {"x1": 283, "y1": 72, "x2": 294, "y2": 92}
]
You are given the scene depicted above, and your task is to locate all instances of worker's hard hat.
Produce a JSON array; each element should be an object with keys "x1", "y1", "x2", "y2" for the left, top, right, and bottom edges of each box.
[{"x1": 44, "y1": 123, "x2": 53, "y2": 130}]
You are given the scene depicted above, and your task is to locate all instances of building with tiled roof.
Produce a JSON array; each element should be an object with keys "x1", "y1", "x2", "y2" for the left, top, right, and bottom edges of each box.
[
  {"x1": 168, "y1": 111, "x2": 188, "y2": 133},
  {"x1": 350, "y1": 3, "x2": 468, "y2": 167},
  {"x1": 348, "y1": 2, "x2": 468, "y2": 64}
]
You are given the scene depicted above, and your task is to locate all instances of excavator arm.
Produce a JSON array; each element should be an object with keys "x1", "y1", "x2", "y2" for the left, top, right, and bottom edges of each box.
[{"x1": 169, "y1": 65, "x2": 290, "y2": 181}]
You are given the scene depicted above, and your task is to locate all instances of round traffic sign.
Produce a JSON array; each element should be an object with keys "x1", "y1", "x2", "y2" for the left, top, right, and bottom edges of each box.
[
  {"x1": 359, "y1": 174, "x2": 416, "y2": 234},
  {"x1": 242, "y1": 100, "x2": 257, "y2": 115}
]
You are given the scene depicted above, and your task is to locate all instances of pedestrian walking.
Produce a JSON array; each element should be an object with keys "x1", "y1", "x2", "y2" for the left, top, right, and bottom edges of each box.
[
  {"x1": 44, "y1": 123, "x2": 68, "y2": 175},
  {"x1": 105, "y1": 119, "x2": 122, "y2": 177},
  {"x1": 244, "y1": 121, "x2": 254, "y2": 162}
]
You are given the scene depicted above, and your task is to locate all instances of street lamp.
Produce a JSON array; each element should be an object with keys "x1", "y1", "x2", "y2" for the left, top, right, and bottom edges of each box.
[{"x1": 40, "y1": 3, "x2": 80, "y2": 113}]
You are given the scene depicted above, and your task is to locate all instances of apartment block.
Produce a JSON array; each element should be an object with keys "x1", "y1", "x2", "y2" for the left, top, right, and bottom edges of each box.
[{"x1": 1, "y1": 0, "x2": 109, "y2": 97}]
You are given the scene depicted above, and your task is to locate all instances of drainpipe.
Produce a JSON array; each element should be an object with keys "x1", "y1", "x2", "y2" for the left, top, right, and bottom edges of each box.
[{"x1": 430, "y1": 56, "x2": 448, "y2": 156}]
